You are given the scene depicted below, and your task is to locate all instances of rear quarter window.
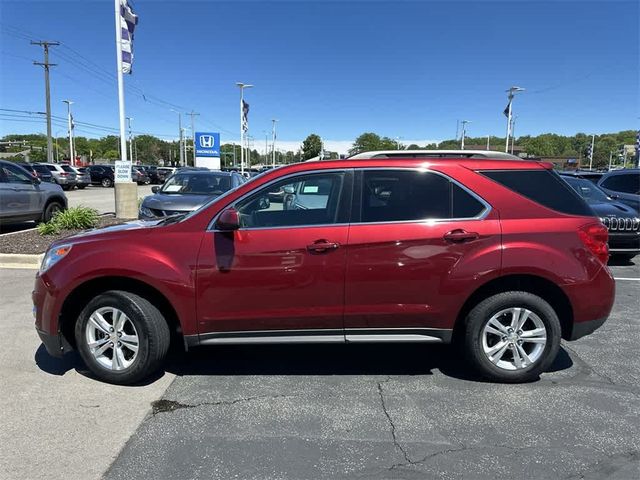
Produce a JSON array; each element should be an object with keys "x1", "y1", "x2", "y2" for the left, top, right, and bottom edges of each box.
[{"x1": 480, "y1": 169, "x2": 593, "y2": 216}]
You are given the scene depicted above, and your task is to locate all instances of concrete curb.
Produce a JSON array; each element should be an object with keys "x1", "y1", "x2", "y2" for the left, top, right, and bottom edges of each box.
[{"x1": 0, "y1": 253, "x2": 44, "y2": 270}]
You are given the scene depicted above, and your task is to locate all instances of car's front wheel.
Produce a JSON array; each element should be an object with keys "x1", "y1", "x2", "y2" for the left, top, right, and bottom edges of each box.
[
  {"x1": 463, "y1": 291, "x2": 561, "y2": 383},
  {"x1": 101, "y1": 178, "x2": 113, "y2": 188},
  {"x1": 74, "y1": 290, "x2": 170, "y2": 384},
  {"x1": 40, "y1": 200, "x2": 64, "y2": 223}
]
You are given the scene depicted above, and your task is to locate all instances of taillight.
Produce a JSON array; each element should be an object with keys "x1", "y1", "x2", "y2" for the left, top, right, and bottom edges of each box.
[
  {"x1": 578, "y1": 223, "x2": 609, "y2": 264},
  {"x1": 59, "y1": 172, "x2": 68, "y2": 177}
]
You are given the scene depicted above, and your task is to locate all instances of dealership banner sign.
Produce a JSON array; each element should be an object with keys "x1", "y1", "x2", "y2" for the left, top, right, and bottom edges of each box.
[{"x1": 194, "y1": 132, "x2": 221, "y2": 169}]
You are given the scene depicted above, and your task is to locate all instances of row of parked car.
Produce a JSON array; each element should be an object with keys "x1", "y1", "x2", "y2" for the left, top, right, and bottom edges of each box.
[{"x1": 15, "y1": 163, "x2": 176, "y2": 190}]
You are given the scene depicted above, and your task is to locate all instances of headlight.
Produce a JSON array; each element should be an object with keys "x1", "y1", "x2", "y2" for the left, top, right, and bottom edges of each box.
[
  {"x1": 139, "y1": 205, "x2": 155, "y2": 218},
  {"x1": 40, "y1": 244, "x2": 72, "y2": 273}
]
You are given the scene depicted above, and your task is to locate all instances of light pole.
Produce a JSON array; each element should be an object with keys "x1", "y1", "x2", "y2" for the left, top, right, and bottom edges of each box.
[
  {"x1": 510, "y1": 116, "x2": 518, "y2": 154},
  {"x1": 271, "y1": 119, "x2": 278, "y2": 168},
  {"x1": 62, "y1": 100, "x2": 74, "y2": 165},
  {"x1": 395, "y1": 136, "x2": 403, "y2": 150},
  {"x1": 588, "y1": 134, "x2": 595, "y2": 170},
  {"x1": 504, "y1": 86, "x2": 525, "y2": 152},
  {"x1": 236, "y1": 82, "x2": 253, "y2": 174},
  {"x1": 170, "y1": 109, "x2": 184, "y2": 166},
  {"x1": 460, "y1": 120, "x2": 470, "y2": 150}
]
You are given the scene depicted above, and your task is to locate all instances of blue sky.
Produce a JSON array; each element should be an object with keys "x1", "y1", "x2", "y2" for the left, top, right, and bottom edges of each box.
[{"x1": 1, "y1": 0, "x2": 638, "y2": 153}]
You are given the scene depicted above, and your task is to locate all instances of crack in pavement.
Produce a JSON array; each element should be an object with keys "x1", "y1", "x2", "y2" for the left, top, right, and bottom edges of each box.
[
  {"x1": 563, "y1": 450, "x2": 640, "y2": 479},
  {"x1": 151, "y1": 394, "x2": 294, "y2": 415},
  {"x1": 376, "y1": 377, "x2": 469, "y2": 471},
  {"x1": 555, "y1": 343, "x2": 640, "y2": 396}
]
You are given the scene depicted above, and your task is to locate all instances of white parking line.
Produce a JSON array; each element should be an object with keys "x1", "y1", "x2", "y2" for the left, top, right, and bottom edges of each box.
[{"x1": 614, "y1": 277, "x2": 640, "y2": 281}]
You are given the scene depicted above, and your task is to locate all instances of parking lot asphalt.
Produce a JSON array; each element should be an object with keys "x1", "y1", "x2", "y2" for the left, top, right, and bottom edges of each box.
[
  {"x1": 0, "y1": 268, "x2": 174, "y2": 480},
  {"x1": 1, "y1": 263, "x2": 638, "y2": 480},
  {"x1": 66, "y1": 184, "x2": 154, "y2": 214}
]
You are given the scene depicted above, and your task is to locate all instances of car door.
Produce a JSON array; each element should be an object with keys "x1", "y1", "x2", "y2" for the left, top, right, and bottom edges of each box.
[
  {"x1": 344, "y1": 168, "x2": 502, "y2": 340},
  {"x1": 0, "y1": 163, "x2": 41, "y2": 219},
  {"x1": 195, "y1": 169, "x2": 352, "y2": 340}
]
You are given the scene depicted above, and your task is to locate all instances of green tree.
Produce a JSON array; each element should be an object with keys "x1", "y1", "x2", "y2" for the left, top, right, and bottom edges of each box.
[{"x1": 302, "y1": 134, "x2": 322, "y2": 160}]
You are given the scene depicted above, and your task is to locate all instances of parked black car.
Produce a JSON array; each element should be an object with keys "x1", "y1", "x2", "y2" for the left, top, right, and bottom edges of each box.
[
  {"x1": 559, "y1": 170, "x2": 604, "y2": 184},
  {"x1": 87, "y1": 164, "x2": 115, "y2": 187},
  {"x1": 597, "y1": 169, "x2": 640, "y2": 211},
  {"x1": 139, "y1": 165, "x2": 162, "y2": 184},
  {"x1": 17, "y1": 163, "x2": 53, "y2": 183},
  {"x1": 561, "y1": 174, "x2": 639, "y2": 261}
]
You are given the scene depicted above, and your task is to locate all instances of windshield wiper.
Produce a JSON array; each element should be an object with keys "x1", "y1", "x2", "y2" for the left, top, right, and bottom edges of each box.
[{"x1": 157, "y1": 212, "x2": 188, "y2": 225}]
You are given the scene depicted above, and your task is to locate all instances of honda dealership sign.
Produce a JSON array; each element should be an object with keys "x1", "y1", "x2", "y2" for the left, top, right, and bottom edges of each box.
[{"x1": 194, "y1": 132, "x2": 221, "y2": 169}]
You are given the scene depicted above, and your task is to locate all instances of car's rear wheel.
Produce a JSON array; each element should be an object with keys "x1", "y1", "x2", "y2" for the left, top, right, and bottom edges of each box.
[
  {"x1": 77, "y1": 185, "x2": 87, "y2": 190},
  {"x1": 40, "y1": 200, "x2": 64, "y2": 223},
  {"x1": 74, "y1": 290, "x2": 170, "y2": 385},
  {"x1": 463, "y1": 291, "x2": 561, "y2": 383},
  {"x1": 101, "y1": 178, "x2": 113, "y2": 188}
]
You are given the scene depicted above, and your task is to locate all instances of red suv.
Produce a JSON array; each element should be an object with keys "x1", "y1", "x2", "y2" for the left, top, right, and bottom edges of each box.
[{"x1": 33, "y1": 157, "x2": 615, "y2": 384}]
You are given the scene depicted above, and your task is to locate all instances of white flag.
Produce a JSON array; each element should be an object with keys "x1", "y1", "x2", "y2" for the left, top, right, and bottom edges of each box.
[{"x1": 120, "y1": 0, "x2": 138, "y2": 74}]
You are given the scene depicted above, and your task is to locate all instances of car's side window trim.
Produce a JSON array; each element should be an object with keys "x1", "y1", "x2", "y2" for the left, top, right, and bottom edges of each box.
[
  {"x1": 207, "y1": 168, "x2": 354, "y2": 232},
  {"x1": 351, "y1": 167, "x2": 492, "y2": 225}
]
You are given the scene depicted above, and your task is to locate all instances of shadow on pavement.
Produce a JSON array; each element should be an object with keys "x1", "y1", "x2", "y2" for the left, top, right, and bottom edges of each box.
[
  {"x1": 608, "y1": 256, "x2": 637, "y2": 267},
  {"x1": 34, "y1": 341, "x2": 574, "y2": 384},
  {"x1": 0, "y1": 221, "x2": 37, "y2": 234},
  {"x1": 164, "y1": 342, "x2": 574, "y2": 383}
]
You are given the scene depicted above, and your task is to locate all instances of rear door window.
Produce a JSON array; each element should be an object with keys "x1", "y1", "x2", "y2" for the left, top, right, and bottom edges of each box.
[
  {"x1": 480, "y1": 169, "x2": 593, "y2": 216},
  {"x1": 355, "y1": 170, "x2": 487, "y2": 223},
  {"x1": 601, "y1": 173, "x2": 640, "y2": 194}
]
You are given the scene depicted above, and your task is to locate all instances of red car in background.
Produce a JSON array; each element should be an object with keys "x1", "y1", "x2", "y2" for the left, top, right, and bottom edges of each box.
[{"x1": 33, "y1": 154, "x2": 615, "y2": 384}]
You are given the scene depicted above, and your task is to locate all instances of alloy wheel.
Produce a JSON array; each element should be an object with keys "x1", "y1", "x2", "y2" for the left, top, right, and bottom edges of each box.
[
  {"x1": 481, "y1": 307, "x2": 547, "y2": 370},
  {"x1": 85, "y1": 306, "x2": 139, "y2": 371}
]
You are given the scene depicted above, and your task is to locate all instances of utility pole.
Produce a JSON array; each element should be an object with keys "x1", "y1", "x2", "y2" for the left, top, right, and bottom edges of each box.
[
  {"x1": 271, "y1": 119, "x2": 278, "y2": 168},
  {"x1": 62, "y1": 100, "x2": 74, "y2": 165},
  {"x1": 32, "y1": 40, "x2": 59, "y2": 163},
  {"x1": 126, "y1": 117, "x2": 133, "y2": 164},
  {"x1": 460, "y1": 120, "x2": 470, "y2": 150},
  {"x1": 187, "y1": 111, "x2": 199, "y2": 165},
  {"x1": 504, "y1": 86, "x2": 525, "y2": 152}
]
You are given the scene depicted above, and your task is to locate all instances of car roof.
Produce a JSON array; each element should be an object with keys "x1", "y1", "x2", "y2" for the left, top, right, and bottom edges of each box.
[
  {"x1": 173, "y1": 169, "x2": 233, "y2": 176},
  {"x1": 347, "y1": 149, "x2": 522, "y2": 160},
  {"x1": 600, "y1": 168, "x2": 640, "y2": 176}
]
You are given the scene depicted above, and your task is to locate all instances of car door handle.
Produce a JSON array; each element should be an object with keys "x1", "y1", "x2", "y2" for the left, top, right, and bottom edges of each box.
[
  {"x1": 443, "y1": 229, "x2": 479, "y2": 243},
  {"x1": 307, "y1": 240, "x2": 340, "y2": 253}
]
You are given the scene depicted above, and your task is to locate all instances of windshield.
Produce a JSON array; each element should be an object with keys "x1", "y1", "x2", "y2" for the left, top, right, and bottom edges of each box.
[
  {"x1": 160, "y1": 173, "x2": 234, "y2": 195},
  {"x1": 564, "y1": 176, "x2": 611, "y2": 203}
]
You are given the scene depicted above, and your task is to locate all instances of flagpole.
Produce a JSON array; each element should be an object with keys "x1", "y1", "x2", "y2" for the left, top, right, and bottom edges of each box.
[{"x1": 114, "y1": 0, "x2": 128, "y2": 166}]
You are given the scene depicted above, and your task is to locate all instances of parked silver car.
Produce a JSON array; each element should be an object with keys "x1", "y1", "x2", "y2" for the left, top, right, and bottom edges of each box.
[
  {"x1": 68, "y1": 166, "x2": 91, "y2": 189},
  {"x1": 139, "y1": 170, "x2": 245, "y2": 219},
  {"x1": 37, "y1": 163, "x2": 77, "y2": 190},
  {"x1": 0, "y1": 160, "x2": 67, "y2": 225}
]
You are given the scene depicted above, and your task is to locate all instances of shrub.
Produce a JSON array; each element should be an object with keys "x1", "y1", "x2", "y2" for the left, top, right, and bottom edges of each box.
[{"x1": 38, "y1": 206, "x2": 99, "y2": 236}]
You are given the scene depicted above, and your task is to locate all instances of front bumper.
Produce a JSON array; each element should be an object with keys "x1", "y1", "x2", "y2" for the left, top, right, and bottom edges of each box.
[
  {"x1": 567, "y1": 317, "x2": 607, "y2": 341},
  {"x1": 608, "y1": 232, "x2": 640, "y2": 254},
  {"x1": 36, "y1": 328, "x2": 64, "y2": 357}
]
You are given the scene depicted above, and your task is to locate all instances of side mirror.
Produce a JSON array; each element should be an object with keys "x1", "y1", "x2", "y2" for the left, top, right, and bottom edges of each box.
[
  {"x1": 283, "y1": 185, "x2": 295, "y2": 194},
  {"x1": 151, "y1": 186, "x2": 160, "y2": 194},
  {"x1": 216, "y1": 208, "x2": 240, "y2": 231},
  {"x1": 32, "y1": 175, "x2": 41, "y2": 185},
  {"x1": 609, "y1": 193, "x2": 619, "y2": 200}
]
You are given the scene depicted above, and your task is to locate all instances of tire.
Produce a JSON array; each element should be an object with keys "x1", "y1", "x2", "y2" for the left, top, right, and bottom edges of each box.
[
  {"x1": 463, "y1": 291, "x2": 561, "y2": 383},
  {"x1": 74, "y1": 290, "x2": 170, "y2": 385},
  {"x1": 77, "y1": 185, "x2": 87, "y2": 190},
  {"x1": 61, "y1": 185, "x2": 70, "y2": 191},
  {"x1": 40, "y1": 200, "x2": 64, "y2": 223},
  {"x1": 101, "y1": 178, "x2": 113, "y2": 188}
]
